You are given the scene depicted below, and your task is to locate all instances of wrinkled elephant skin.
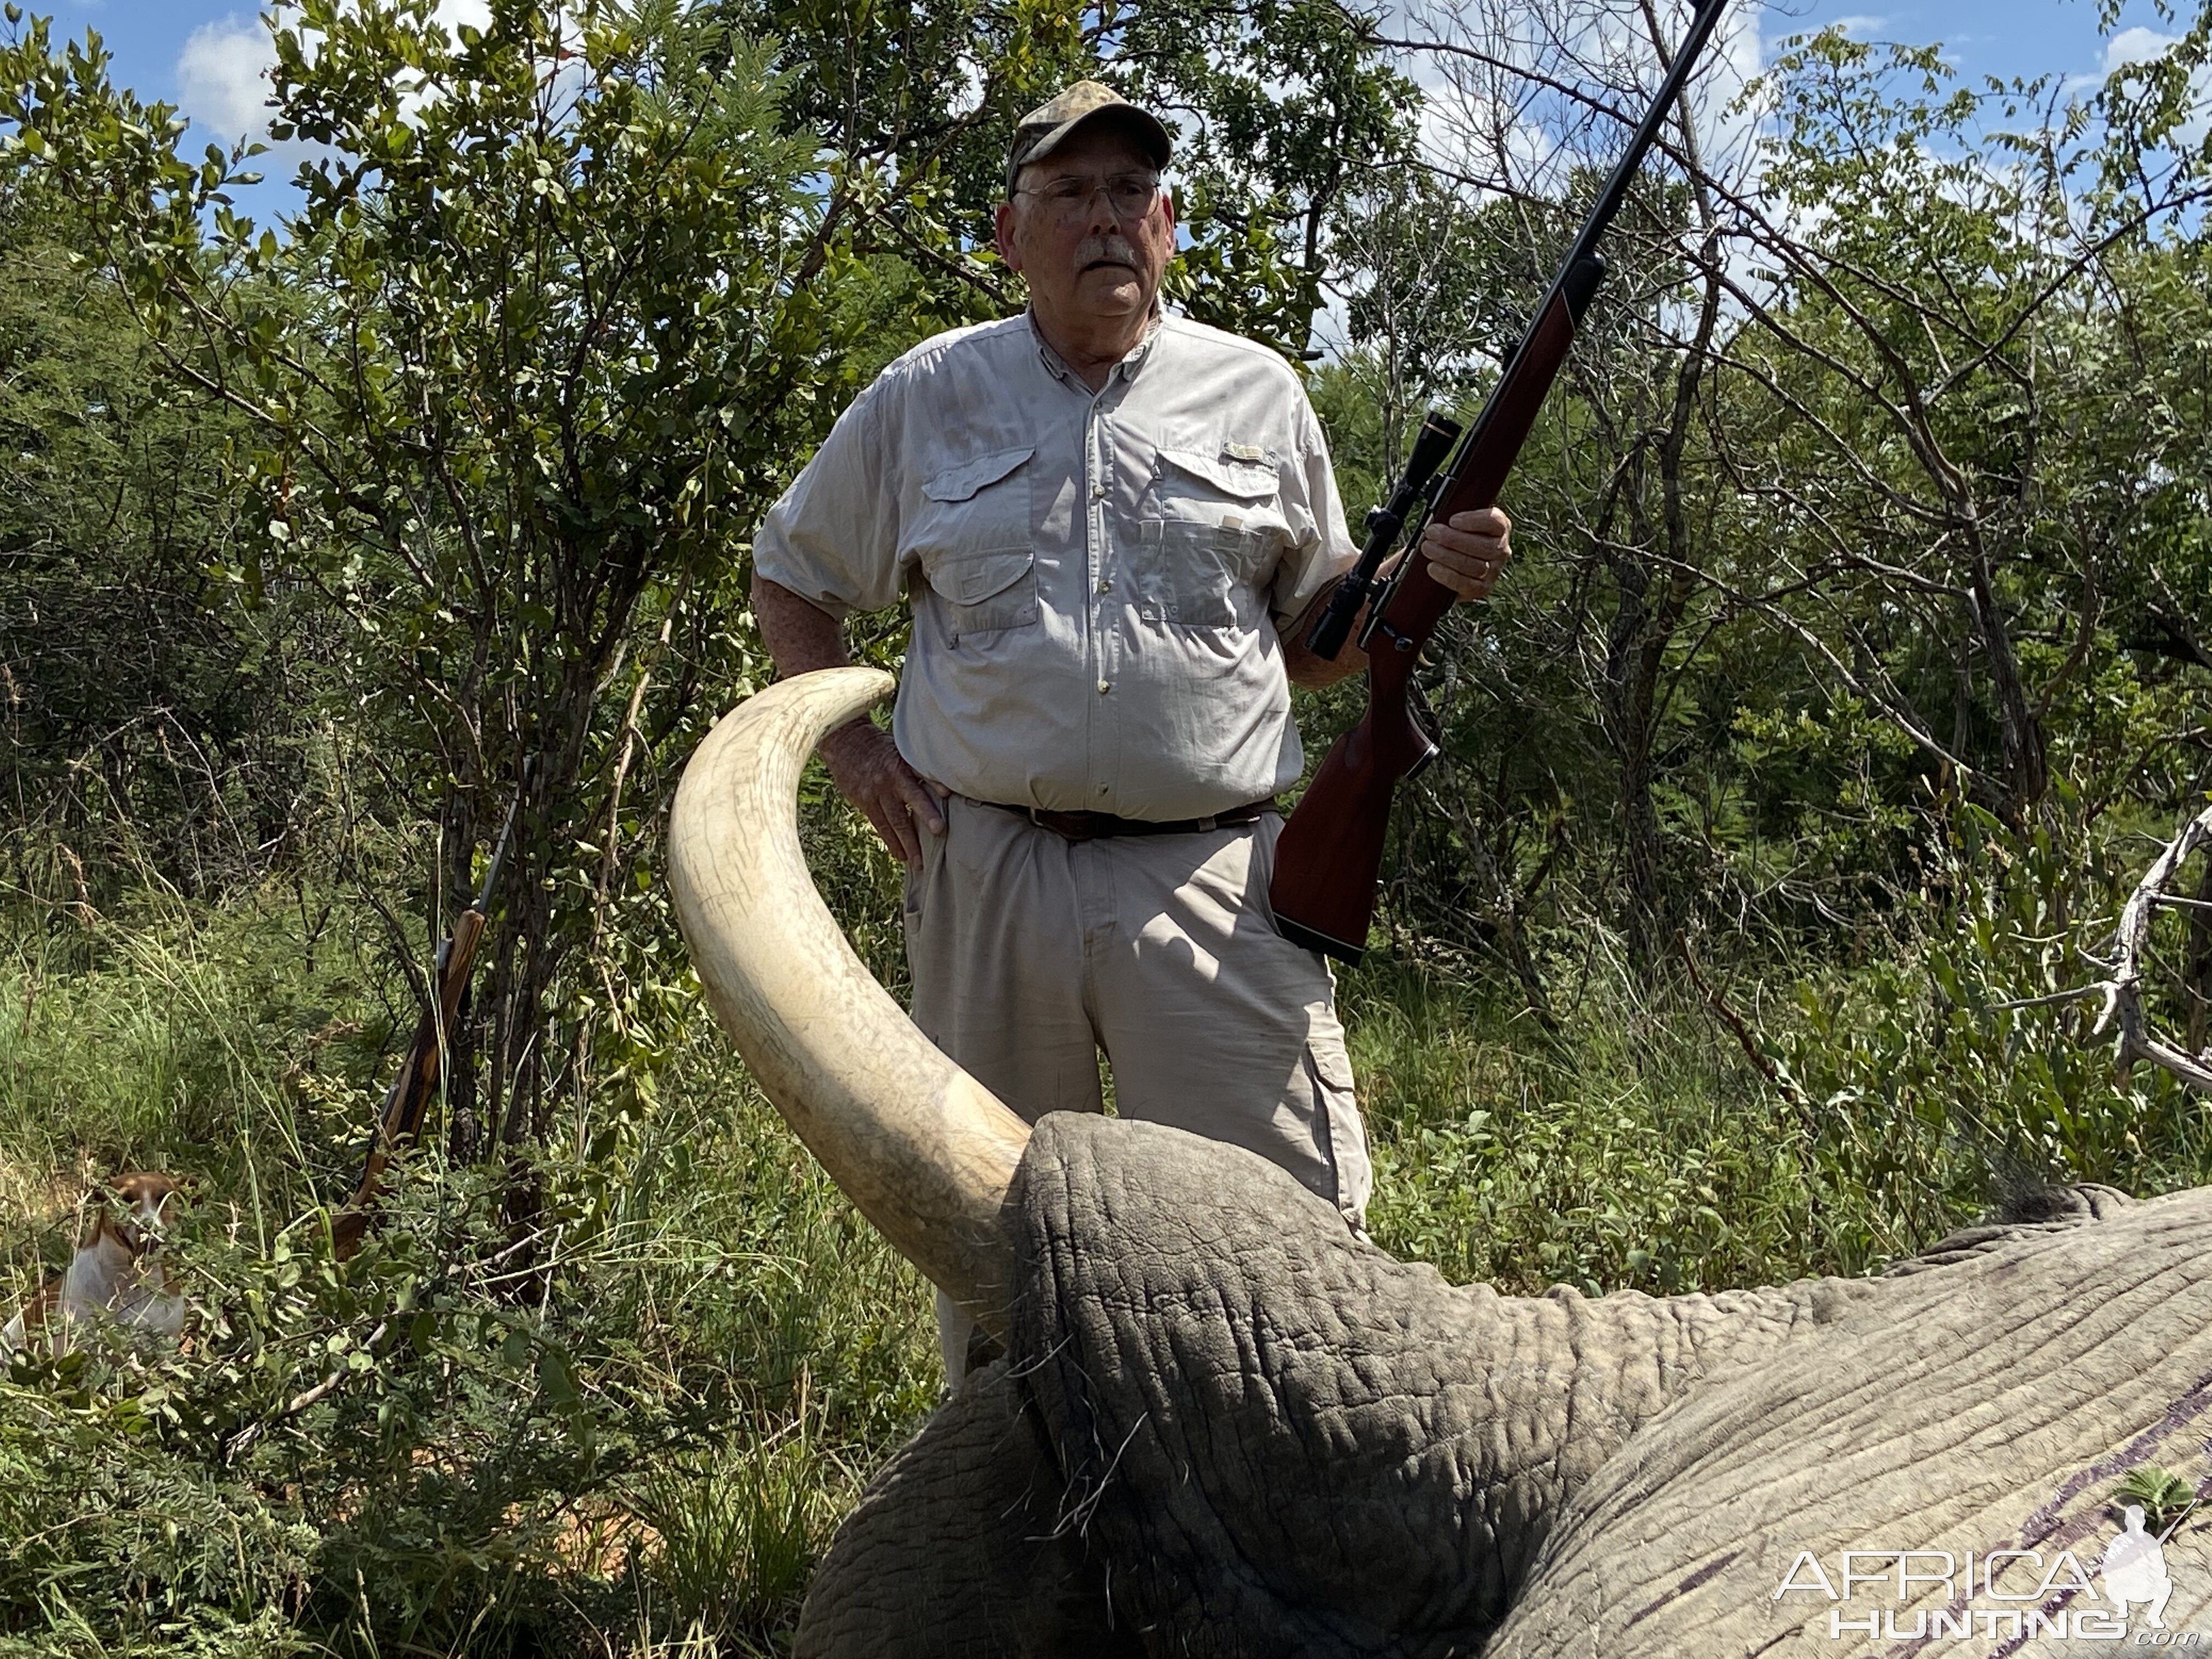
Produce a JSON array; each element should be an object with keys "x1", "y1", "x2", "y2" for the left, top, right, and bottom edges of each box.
[{"x1": 803, "y1": 1120, "x2": 2205, "y2": 1657}]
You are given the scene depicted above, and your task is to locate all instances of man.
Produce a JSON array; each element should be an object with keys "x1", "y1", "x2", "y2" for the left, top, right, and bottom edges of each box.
[{"x1": 752, "y1": 81, "x2": 1510, "y2": 1381}]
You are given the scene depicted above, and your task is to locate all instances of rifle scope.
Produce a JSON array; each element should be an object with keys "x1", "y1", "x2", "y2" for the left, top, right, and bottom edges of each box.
[{"x1": 1305, "y1": 409, "x2": 1464, "y2": 662}]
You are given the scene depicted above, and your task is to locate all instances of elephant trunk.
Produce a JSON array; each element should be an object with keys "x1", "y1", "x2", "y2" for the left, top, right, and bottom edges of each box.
[{"x1": 667, "y1": 669, "x2": 1031, "y2": 1334}]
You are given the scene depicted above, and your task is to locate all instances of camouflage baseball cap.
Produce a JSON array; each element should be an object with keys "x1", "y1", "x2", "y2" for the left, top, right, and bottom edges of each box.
[{"x1": 1005, "y1": 80, "x2": 1172, "y2": 194}]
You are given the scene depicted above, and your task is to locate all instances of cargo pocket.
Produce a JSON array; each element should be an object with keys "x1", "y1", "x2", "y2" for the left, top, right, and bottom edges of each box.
[
  {"x1": 914, "y1": 446, "x2": 1040, "y2": 639},
  {"x1": 927, "y1": 546, "x2": 1039, "y2": 639},
  {"x1": 1304, "y1": 1038, "x2": 1372, "y2": 1232},
  {"x1": 1137, "y1": 445, "x2": 1283, "y2": 628}
]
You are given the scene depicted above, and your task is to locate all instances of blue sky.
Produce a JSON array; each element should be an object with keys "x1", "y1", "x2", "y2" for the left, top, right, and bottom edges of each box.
[
  {"x1": 1764, "y1": 0, "x2": 2181, "y2": 85},
  {"x1": 26, "y1": 0, "x2": 2194, "y2": 219}
]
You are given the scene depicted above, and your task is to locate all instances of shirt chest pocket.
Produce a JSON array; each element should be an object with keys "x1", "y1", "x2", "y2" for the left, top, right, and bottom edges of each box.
[
  {"x1": 912, "y1": 446, "x2": 1039, "y2": 638},
  {"x1": 1136, "y1": 447, "x2": 1284, "y2": 629}
]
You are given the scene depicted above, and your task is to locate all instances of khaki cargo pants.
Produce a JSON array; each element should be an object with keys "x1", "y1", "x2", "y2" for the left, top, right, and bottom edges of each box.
[{"x1": 905, "y1": 794, "x2": 1371, "y2": 1385}]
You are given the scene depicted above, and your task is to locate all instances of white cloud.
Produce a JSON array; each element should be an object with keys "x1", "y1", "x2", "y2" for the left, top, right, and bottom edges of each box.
[
  {"x1": 2104, "y1": 24, "x2": 2182, "y2": 72},
  {"x1": 946, "y1": 54, "x2": 985, "y2": 121},
  {"x1": 176, "y1": 0, "x2": 508, "y2": 153},
  {"x1": 176, "y1": 15, "x2": 277, "y2": 143},
  {"x1": 2064, "y1": 24, "x2": 2183, "y2": 93},
  {"x1": 2063, "y1": 24, "x2": 2210, "y2": 144}
]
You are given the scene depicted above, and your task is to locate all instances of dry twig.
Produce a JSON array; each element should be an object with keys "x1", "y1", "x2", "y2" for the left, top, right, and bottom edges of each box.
[
  {"x1": 2097, "y1": 803, "x2": 2212, "y2": 1092},
  {"x1": 1989, "y1": 805, "x2": 2212, "y2": 1093}
]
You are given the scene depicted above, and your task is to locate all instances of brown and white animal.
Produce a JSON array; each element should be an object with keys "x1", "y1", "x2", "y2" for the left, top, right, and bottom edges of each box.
[{"x1": 1, "y1": 1171, "x2": 186, "y2": 1359}]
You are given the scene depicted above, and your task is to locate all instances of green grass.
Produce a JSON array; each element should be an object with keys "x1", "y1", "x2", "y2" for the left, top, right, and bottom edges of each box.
[{"x1": 1347, "y1": 961, "x2": 1834, "y2": 1295}]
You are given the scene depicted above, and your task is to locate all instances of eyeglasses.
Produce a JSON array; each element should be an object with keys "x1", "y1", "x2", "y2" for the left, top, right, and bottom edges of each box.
[{"x1": 1013, "y1": 172, "x2": 1164, "y2": 220}]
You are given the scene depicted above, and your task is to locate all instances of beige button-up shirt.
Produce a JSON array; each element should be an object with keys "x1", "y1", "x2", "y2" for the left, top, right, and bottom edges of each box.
[{"x1": 753, "y1": 311, "x2": 1359, "y2": 819}]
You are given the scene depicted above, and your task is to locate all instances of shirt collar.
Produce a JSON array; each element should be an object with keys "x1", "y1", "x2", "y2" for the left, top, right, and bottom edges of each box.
[{"x1": 1029, "y1": 306, "x2": 1167, "y2": 386}]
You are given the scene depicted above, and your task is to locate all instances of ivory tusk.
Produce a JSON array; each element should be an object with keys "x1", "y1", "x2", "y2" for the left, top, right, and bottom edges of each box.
[{"x1": 668, "y1": 669, "x2": 1029, "y2": 1334}]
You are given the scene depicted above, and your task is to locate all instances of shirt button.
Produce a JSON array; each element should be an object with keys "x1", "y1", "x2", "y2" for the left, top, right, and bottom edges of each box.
[
  {"x1": 1098, "y1": 577, "x2": 1111, "y2": 593},
  {"x1": 1091, "y1": 483, "x2": 1108, "y2": 502},
  {"x1": 1097, "y1": 679, "x2": 1111, "y2": 694},
  {"x1": 1098, "y1": 783, "x2": 1110, "y2": 795}
]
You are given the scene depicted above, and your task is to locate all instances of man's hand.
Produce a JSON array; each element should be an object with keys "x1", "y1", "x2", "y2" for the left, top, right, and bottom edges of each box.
[
  {"x1": 1419, "y1": 505, "x2": 1513, "y2": 601},
  {"x1": 1282, "y1": 503, "x2": 1516, "y2": 690},
  {"x1": 821, "y1": 719, "x2": 949, "y2": 868},
  {"x1": 754, "y1": 574, "x2": 951, "y2": 868}
]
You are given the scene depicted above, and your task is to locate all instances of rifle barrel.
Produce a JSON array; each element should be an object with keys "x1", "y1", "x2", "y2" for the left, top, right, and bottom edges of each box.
[
  {"x1": 1368, "y1": 0, "x2": 1730, "y2": 647},
  {"x1": 1566, "y1": 0, "x2": 1730, "y2": 281},
  {"x1": 475, "y1": 777, "x2": 526, "y2": 916},
  {"x1": 1272, "y1": 0, "x2": 1733, "y2": 964}
]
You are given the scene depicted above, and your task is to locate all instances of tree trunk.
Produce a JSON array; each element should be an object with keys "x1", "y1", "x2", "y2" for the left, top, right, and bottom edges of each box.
[
  {"x1": 1965, "y1": 534, "x2": 2049, "y2": 823},
  {"x1": 1607, "y1": 234, "x2": 1720, "y2": 961}
]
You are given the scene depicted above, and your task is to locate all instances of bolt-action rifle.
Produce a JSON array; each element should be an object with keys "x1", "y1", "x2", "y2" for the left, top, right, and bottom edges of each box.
[
  {"x1": 331, "y1": 781, "x2": 524, "y2": 1256},
  {"x1": 1269, "y1": 0, "x2": 1731, "y2": 964}
]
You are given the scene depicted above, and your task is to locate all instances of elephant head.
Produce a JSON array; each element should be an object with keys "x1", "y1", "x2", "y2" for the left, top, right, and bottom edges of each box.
[{"x1": 670, "y1": 670, "x2": 2212, "y2": 1658}]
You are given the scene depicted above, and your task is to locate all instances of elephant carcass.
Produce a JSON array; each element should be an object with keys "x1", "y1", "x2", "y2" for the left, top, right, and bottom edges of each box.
[{"x1": 669, "y1": 669, "x2": 2212, "y2": 1658}]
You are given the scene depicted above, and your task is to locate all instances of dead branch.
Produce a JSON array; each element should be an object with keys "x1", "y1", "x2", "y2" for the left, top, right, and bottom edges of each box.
[
  {"x1": 1677, "y1": 930, "x2": 1814, "y2": 1135},
  {"x1": 2095, "y1": 803, "x2": 2212, "y2": 1093}
]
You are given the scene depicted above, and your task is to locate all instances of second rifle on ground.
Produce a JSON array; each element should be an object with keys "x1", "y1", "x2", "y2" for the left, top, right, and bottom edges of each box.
[{"x1": 330, "y1": 784, "x2": 523, "y2": 1257}]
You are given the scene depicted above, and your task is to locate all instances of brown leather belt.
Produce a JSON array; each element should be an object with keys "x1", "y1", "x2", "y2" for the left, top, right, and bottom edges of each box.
[{"x1": 979, "y1": 797, "x2": 1277, "y2": 842}]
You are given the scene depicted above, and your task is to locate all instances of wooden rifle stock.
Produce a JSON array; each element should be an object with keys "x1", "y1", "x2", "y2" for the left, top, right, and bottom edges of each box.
[
  {"x1": 1268, "y1": 0, "x2": 1729, "y2": 964},
  {"x1": 1270, "y1": 293, "x2": 1582, "y2": 961},
  {"x1": 332, "y1": 785, "x2": 522, "y2": 1256},
  {"x1": 341, "y1": 916, "x2": 486, "y2": 1207}
]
